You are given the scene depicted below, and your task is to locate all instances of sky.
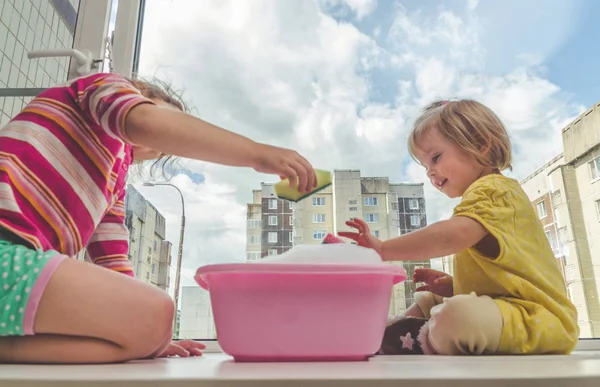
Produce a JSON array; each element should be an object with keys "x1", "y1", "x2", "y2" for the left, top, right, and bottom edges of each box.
[{"x1": 117, "y1": 0, "x2": 599, "y2": 295}]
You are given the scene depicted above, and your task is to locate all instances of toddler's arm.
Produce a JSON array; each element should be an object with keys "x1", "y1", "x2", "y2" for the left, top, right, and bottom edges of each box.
[
  {"x1": 341, "y1": 216, "x2": 488, "y2": 262},
  {"x1": 380, "y1": 216, "x2": 488, "y2": 261}
]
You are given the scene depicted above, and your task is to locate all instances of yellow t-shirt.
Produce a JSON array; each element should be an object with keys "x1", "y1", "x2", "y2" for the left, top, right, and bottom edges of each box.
[{"x1": 452, "y1": 174, "x2": 579, "y2": 354}]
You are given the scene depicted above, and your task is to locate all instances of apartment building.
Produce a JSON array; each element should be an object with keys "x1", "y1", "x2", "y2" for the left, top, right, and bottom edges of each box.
[
  {"x1": 520, "y1": 101, "x2": 600, "y2": 338},
  {"x1": 246, "y1": 169, "x2": 429, "y2": 316},
  {"x1": 246, "y1": 184, "x2": 294, "y2": 260},
  {"x1": 179, "y1": 286, "x2": 216, "y2": 340},
  {"x1": 124, "y1": 184, "x2": 172, "y2": 291}
]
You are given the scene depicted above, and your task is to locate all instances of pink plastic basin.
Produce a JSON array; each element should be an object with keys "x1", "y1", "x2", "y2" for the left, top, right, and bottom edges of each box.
[{"x1": 195, "y1": 263, "x2": 407, "y2": 362}]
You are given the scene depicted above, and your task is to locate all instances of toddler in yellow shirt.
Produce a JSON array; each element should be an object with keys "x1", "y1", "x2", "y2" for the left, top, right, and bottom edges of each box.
[{"x1": 340, "y1": 99, "x2": 579, "y2": 355}]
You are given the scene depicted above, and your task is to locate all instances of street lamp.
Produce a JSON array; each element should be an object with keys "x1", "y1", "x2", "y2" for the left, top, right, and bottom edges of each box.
[{"x1": 143, "y1": 182, "x2": 185, "y2": 330}]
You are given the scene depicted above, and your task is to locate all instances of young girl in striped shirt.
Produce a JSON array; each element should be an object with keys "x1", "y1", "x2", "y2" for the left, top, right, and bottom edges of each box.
[{"x1": 0, "y1": 72, "x2": 317, "y2": 364}]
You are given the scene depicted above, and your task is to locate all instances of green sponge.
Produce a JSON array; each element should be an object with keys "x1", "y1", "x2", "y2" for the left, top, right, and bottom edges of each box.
[{"x1": 274, "y1": 169, "x2": 332, "y2": 202}]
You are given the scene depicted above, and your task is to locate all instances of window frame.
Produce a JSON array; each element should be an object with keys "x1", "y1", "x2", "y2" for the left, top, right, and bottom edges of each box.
[
  {"x1": 128, "y1": 0, "x2": 600, "y2": 348},
  {"x1": 408, "y1": 198, "x2": 419, "y2": 210},
  {"x1": 364, "y1": 197, "x2": 378, "y2": 206},
  {"x1": 312, "y1": 213, "x2": 326, "y2": 223},
  {"x1": 268, "y1": 232, "x2": 278, "y2": 243},
  {"x1": 537, "y1": 201, "x2": 547, "y2": 219},
  {"x1": 410, "y1": 214, "x2": 420, "y2": 226},
  {"x1": 268, "y1": 215, "x2": 278, "y2": 226},
  {"x1": 312, "y1": 197, "x2": 326, "y2": 206},
  {"x1": 312, "y1": 230, "x2": 326, "y2": 240}
]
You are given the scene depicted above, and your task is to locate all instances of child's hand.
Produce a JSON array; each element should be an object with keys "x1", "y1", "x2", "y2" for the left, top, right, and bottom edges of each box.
[
  {"x1": 252, "y1": 144, "x2": 318, "y2": 193},
  {"x1": 158, "y1": 340, "x2": 205, "y2": 358},
  {"x1": 338, "y1": 218, "x2": 383, "y2": 255},
  {"x1": 413, "y1": 268, "x2": 453, "y2": 298}
]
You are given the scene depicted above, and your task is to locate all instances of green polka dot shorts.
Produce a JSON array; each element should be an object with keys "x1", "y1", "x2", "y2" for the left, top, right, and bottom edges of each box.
[{"x1": 0, "y1": 239, "x2": 65, "y2": 336}]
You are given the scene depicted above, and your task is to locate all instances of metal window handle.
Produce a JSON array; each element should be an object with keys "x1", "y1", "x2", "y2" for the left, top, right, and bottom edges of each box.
[{"x1": 27, "y1": 49, "x2": 100, "y2": 76}]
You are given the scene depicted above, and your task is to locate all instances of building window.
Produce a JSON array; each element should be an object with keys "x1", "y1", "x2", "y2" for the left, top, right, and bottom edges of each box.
[
  {"x1": 410, "y1": 215, "x2": 420, "y2": 226},
  {"x1": 557, "y1": 226, "x2": 568, "y2": 246},
  {"x1": 268, "y1": 215, "x2": 278, "y2": 226},
  {"x1": 313, "y1": 230, "x2": 327, "y2": 240},
  {"x1": 269, "y1": 199, "x2": 278, "y2": 209},
  {"x1": 364, "y1": 197, "x2": 378, "y2": 206},
  {"x1": 588, "y1": 157, "x2": 600, "y2": 181},
  {"x1": 544, "y1": 230, "x2": 556, "y2": 250},
  {"x1": 365, "y1": 213, "x2": 379, "y2": 223},
  {"x1": 565, "y1": 265, "x2": 576, "y2": 283},
  {"x1": 371, "y1": 230, "x2": 380, "y2": 238},
  {"x1": 409, "y1": 199, "x2": 419, "y2": 210},
  {"x1": 289, "y1": 216, "x2": 294, "y2": 225},
  {"x1": 153, "y1": 240, "x2": 158, "y2": 252},
  {"x1": 247, "y1": 219, "x2": 262, "y2": 228},
  {"x1": 537, "y1": 201, "x2": 547, "y2": 219},
  {"x1": 246, "y1": 252, "x2": 260, "y2": 261},
  {"x1": 596, "y1": 200, "x2": 600, "y2": 221},
  {"x1": 552, "y1": 190, "x2": 562, "y2": 206},
  {"x1": 349, "y1": 206, "x2": 358, "y2": 211},
  {"x1": 248, "y1": 235, "x2": 261, "y2": 244},
  {"x1": 151, "y1": 263, "x2": 156, "y2": 276},
  {"x1": 313, "y1": 213, "x2": 326, "y2": 223},
  {"x1": 268, "y1": 232, "x2": 278, "y2": 243},
  {"x1": 289, "y1": 232, "x2": 294, "y2": 242},
  {"x1": 313, "y1": 197, "x2": 326, "y2": 206},
  {"x1": 268, "y1": 249, "x2": 278, "y2": 256},
  {"x1": 289, "y1": 202, "x2": 294, "y2": 210},
  {"x1": 349, "y1": 199, "x2": 357, "y2": 205}
]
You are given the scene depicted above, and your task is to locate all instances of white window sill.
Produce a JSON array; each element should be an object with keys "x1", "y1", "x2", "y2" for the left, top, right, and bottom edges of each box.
[{"x1": 2, "y1": 349, "x2": 600, "y2": 387}]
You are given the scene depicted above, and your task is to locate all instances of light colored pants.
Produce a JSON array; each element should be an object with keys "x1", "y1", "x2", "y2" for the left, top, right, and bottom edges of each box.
[{"x1": 413, "y1": 291, "x2": 503, "y2": 355}]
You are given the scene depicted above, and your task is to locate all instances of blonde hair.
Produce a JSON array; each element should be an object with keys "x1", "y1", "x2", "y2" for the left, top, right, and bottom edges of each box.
[
  {"x1": 127, "y1": 76, "x2": 189, "y2": 180},
  {"x1": 408, "y1": 99, "x2": 512, "y2": 171}
]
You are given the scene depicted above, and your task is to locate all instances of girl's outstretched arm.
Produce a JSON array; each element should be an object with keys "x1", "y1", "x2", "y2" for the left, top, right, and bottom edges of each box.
[
  {"x1": 340, "y1": 216, "x2": 488, "y2": 262},
  {"x1": 125, "y1": 103, "x2": 317, "y2": 192}
]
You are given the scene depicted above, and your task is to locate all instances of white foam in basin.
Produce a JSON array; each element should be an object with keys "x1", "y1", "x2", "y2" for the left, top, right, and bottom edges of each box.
[{"x1": 256, "y1": 244, "x2": 382, "y2": 265}]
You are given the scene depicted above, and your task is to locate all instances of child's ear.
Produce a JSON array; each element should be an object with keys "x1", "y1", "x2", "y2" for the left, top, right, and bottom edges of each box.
[{"x1": 480, "y1": 143, "x2": 491, "y2": 156}]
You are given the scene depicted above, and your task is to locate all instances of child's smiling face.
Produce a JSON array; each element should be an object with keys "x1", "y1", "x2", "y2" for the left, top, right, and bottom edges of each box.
[{"x1": 413, "y1": 126, "x2": 489, "y2": 198}]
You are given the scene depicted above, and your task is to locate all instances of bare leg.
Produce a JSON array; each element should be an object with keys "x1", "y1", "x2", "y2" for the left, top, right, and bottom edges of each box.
[
  {"x1": 404, "y1": 302, "x2": 426, "y2": 318},
  {"x1": 0, "y1": 259, "x2": 174, "y2": 364}
]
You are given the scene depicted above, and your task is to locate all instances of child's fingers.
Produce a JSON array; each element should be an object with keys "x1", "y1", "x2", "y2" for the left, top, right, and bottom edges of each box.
[
  {"x1": 345, "y1": 220, "x2": 370, "y2": 236},
  {"x1": 281, "y1": 166, "x2": 298, "y2": 188},
  {"x1": 165, "y1": 343, "x2": 190, "y2": 358},
  {"x1": 351, "y1": 218, "x2": 371, "y2": 232},
  {"x1": 433, "y1": 276, "x2": 453, "y2": 285},
  {"x1": 337, "y1": 231, "x2": 359, "y2": 241},
  {"x1": 295, "y1": 156, "x2": 316, "y2": 189},
  {"x1": 178, "y1": 339, "x2": 206, "y2": 349},
  {"x1": 414, "y1": 285, "x2": 430, "y2": 292},
  {"x1": 413, "y1": 268, "x2": 435, "y2": 282},
  {"x1": 292, "y1": 161, "x2": 309, "y2": 193},
  {"x1": 413, "y1": 268, "x2": 446, "y2": 283},
  {"x1": 188, "y1": 348, "x2": 204, "y2": 356}
]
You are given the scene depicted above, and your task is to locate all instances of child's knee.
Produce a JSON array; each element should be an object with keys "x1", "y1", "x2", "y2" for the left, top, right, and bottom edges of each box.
[
  {"x1": 426, "y1": 292, "x2": 502, "y2": 355},
  {"x1": 125, "y1": 286, "x2": 174, "y2": 358}
]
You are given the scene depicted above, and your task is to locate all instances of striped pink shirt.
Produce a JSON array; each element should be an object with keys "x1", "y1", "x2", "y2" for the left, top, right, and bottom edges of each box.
[{"x1": 0, "y1": 72, "x2": 155, "y2": 277}]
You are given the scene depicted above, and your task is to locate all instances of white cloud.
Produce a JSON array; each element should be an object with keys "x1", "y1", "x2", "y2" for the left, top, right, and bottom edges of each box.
[
  {"x1": 135, "y1": 0, "x2": 585, "y2": 292},
  {"x1": 319, "y1": 0, "x2": 378, "y2": 20}
]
